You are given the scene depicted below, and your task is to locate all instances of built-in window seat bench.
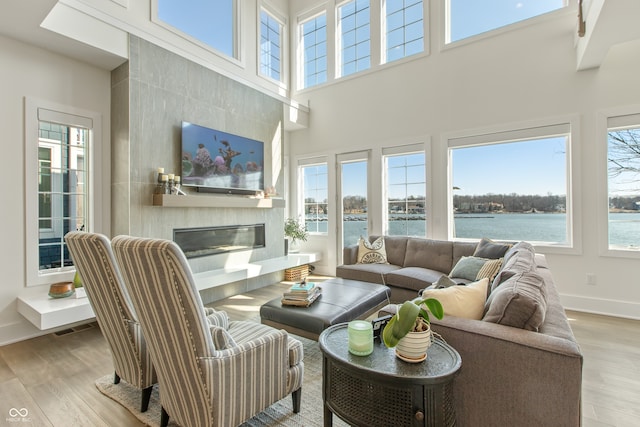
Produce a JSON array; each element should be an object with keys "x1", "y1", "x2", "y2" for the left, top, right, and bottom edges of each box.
[{"x1": 17, "y1": 252, "x2": 320, "y2": 330}]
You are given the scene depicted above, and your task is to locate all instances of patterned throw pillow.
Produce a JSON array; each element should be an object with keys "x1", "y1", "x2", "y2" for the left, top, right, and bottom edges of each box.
[
  {"x1": 204, "y1": 307, "x2": 230, "y2": 330},
  {"x1": 356, "y1": 236, "x2": 388, "y2": 264},
  {"x1": 210, "y1": 325, "x2": 237, "y2": 350},
  {"x1": 449, "y1": 256, "x2": 503, "y2": 282}
]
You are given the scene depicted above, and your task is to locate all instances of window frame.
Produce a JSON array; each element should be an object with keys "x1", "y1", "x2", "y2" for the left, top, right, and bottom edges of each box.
[
  {"x1": 441, "y1": 0, "x2": 570, "y2": 50},
  {"x1": 298, "y1": 8, "x2": 329, "y2": 90},
  {"x1": 382, "y1": 143, "x2": 428, "y2": 237},
  {"x1": 381, "y1": 0, "x2": 427, "y2": 64},
  {"x1": 597, "y1": 106, "x2": 640, "y2": 259},
  {"x1": 298, "y1": 157, "x2": 330, "y2": 236},
  {"x1": 443, "y1": 116, "x2": 581, "y2": 254},
  {"x1": 24, "y1": 97, "x2": 103, "y2": 287},
  {"x1": 337, "y1": 0, "x2": 372, "y2": 78},
  {"x1": 151, "y1": 0, "x2": 242, "y2": 65},
  {"x1": 258, "y1": 2, "x2": 288, "y2": 87}
]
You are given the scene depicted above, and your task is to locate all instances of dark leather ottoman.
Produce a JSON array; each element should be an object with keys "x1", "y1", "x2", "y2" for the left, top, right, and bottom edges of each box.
[{"x1": 260, "y1": 278, "x2": 391, "y2": 340}]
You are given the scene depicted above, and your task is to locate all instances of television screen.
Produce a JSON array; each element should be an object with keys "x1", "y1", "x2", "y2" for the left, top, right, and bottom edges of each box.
[{"x1": 181, "y1": 121, "x2": 264, "y2": 193}]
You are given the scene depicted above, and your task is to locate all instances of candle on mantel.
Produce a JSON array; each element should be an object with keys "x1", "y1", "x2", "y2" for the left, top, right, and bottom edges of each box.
[
  {"x1": 348, "y1": 320, "x2": 373, "y2": 356},
  {"x1": 161, "y1": 174, "x2": 168, "y2": 181},
  {"x1": 168, "y1": 173, "x2": 175, "y2": 180}
]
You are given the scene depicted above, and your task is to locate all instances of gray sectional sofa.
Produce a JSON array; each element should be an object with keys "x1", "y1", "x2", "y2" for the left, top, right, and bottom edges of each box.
[{"x1": 336, "y1": 235, "x2": 583, "y2": 427}]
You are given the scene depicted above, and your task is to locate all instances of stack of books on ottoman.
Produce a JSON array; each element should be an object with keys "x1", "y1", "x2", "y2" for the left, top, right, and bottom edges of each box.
[{"x1": 281, "y1": 280, "x2": 322, "y2": 307}]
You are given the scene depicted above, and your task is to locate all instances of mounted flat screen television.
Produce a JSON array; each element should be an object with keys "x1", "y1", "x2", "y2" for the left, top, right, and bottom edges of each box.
[{"x1": 181, "y1": 121, "x2": 264, "y2": 194}]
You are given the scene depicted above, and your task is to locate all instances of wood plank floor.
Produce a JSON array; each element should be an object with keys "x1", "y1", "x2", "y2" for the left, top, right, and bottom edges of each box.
[{"x1": 1, "y1": 279, "x2": 638, "y2": 426}]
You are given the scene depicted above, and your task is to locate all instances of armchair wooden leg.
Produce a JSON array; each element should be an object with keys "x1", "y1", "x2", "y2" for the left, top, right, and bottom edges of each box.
[
  {"x1": 140, "y1": 386, "x2": 153, "y2": 412},
  {"x1": 161, "y1": 406, "x2": 170, "y2": 427},
  {"x1": 292, "y1": 387, "x2": 302, "y2": 413},
  {"x1": 114, "y1": 372, "x2": 121, "y2": 384}
]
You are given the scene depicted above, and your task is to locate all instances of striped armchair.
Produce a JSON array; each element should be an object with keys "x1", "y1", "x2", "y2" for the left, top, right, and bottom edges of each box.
[
  {"x1": 111, "y1": 235, "x2": 304, "y2": 427},
  {"x1": 65, "y1": 231, "x2": 156, "y2": 412}
]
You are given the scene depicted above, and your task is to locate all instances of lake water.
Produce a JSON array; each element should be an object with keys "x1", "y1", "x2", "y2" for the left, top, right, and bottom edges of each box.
[{"x1": 308, "y1": 212, "x2": 640, "y2": 248}]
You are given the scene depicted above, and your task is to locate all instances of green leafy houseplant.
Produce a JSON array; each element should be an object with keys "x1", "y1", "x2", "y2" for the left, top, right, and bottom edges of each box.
[
  {"x1": 382, "y1": 298, "x2": 444, "y2": 348},
  {"x1": 284, "y1": 217, "x2": 308, "y2": 244}
]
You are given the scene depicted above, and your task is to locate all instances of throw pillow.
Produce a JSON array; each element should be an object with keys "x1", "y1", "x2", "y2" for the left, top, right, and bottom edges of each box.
[
  {"x1": 420, "y1": 278, "x2": 489, "y2": 320},
  {"x1": 473, "y1": 237, "x2": 512, "y2": 259},
  {"x1": 204, "y1": 307, "x2": 230, "y2": 330},
  {"x1": 449, "y1": 256, "x2": 503, "y2": 282},
  {"x1": 357, "y1": 236, "x2": 388, "y2": 264},
  {"x1": 483, "y1": 271, "x2": 547, "y2": 331},
  {"x1": 210, "y1": 325, "x2": 237, "y2": 350},
  {"x1": 434, "y1": 274, "x2": 458, "y2": 288}
]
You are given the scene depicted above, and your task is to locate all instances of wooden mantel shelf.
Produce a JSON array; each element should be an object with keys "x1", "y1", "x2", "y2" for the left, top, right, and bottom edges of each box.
[{"x1": 152, "y1": 194, "x2": 285, "y2": 208}]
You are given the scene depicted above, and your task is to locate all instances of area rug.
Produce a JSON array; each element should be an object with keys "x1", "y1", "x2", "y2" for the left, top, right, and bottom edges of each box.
[{"x1": 95, "y1": 334, "x2": 348, "y2": 426}]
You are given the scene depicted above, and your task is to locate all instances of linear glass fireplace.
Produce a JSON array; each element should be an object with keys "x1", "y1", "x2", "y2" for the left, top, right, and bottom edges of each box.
[{"x1": 173, "y1": 224, "x2": 266, "y2": 259}]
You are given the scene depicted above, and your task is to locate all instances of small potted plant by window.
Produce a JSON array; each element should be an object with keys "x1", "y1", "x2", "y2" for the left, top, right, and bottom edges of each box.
[
  {"x1": 284, "y1": 217, "x2": 308, "y2": 254},
  {"x1": 382, "y1": 298, "x2": 444, "y2": 362}
]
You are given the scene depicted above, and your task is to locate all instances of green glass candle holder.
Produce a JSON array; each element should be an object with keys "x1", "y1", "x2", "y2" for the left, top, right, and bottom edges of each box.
[{"x1": 348, "y1": 320, "x2": 373, "y2": 356}]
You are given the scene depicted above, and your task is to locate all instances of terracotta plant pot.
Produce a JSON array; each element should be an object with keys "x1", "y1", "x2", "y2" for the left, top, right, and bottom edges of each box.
[{"x1": 395, "y1": 325, "x2": 432, "y2": 363}]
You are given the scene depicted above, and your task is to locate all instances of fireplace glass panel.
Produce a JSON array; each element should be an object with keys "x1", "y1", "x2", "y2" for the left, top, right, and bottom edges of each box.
[{"x1": 174, "y1": 224, "x2": 266, "y2": 259}]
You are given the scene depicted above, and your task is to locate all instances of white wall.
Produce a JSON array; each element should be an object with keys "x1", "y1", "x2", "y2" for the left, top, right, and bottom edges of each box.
[
  {"x1": 0, "y1": 35, "x2": 111, "y2": 344},
  {"x1": 286, "y1": 2, "x2": 640, "y2": 318}
]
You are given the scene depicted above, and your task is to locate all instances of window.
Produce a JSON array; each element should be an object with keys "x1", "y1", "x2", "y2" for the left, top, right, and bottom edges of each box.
[
  {"x1": 449, "y1": 123, "x2": 571, "y2": 245},
  {"x1": 25, "y1": 99, "x2": 102, "y2": 286},
  {"x1": 383, "y1": 0, "x2": 424, "y2": 63},
  {"x1": 156, "y1": 0, "x2": 237, "y2": 58},
  {"x1": 259, "y1": 8, "x2": 283, "y2": 81},
  {"x1": 607, "y1": 115, "x2": 640, "y2": 250},
  {"x1": 446, "y1": 0, "x2": 565, "y2": 44},
  {"x1": 338, "y1": 0, "x2": 371, "y2": 77},
  {"x1": 338, "y1": 152, "x2": 369, "y2": 248},
  {"x1": 384, "y1": 150, "x2": 426, "y2": 236},
  {"x1": 301, "y1": 162, "x2": 328, "y2": 234},
  {"x1": 300, "y1": 12, "x2": 327, "y2": 89}
]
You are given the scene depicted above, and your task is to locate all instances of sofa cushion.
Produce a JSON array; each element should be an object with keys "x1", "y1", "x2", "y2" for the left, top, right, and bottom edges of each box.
[
  {"x1": 483, "y1": 271, "x2": 547, "y2": 331},
  {"x1": 491, "y1": 242, "x2": 536, "y2": 292},
  {"x1": 449, "y1": 256, "x2": 502, "y2": 282},
  {"x1": 420, "y1": 278, "x2": 489, "y2": 320},
  {"x1": 473, "y1": 237, "x2": 512, "y2": 259},
  {"x1": 336, "y1": 263, "x2": 401, "y2": 285},
  {"x1": 385, "y1": 267, "x2": 446, "y2": 292},
  {"x1": 357, "y1": 236, "x2": 388, "y2": 264},
  {"x1": 403, "y1": 238, "x2": 454, "y2": 272}
]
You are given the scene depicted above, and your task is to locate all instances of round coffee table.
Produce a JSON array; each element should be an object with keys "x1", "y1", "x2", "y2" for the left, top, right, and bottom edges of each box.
[{"x1": 319, "y1": 323, "x2": 461, "y2": 427}]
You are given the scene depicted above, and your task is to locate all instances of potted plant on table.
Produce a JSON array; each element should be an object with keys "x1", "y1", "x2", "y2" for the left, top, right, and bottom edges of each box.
[
  {"x1": 284, "y1": 217, "x2": 308, "y2": 254},
  {"x1": 382, "y1": 297, "x2": 444, "y2": 362}
]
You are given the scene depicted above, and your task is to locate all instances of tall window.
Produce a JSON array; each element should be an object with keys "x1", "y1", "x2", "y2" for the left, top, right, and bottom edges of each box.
[
  {"x1": 446, "y1": 0, "x2": 565, "y2": 44},
  {"x1": 338, "y1": 0, "x2": 371, "y2": 77},
  {"x1": 260, "y1": 9, "x2": 283, "y2": 81},
  {"x1": 607, "y1": 116, "x2": 640, "y2": 250},
  {"x1": 383, "y1": 0, "x2": 424, "y2": 63},
  {"x1": 156, "y1": 0, "x2": 236, "y2": 58},
  {"x1": 339, "y1": 153, "x2": 369, "y2": 247},
  {"x1": 449, "y1": 124, "x2": 570, "y2": 244},
  {"x1": 26, "y1": 99, "x2": 101, "y2": 286},
  {"x1": 37, "y1": 123, "x2": 88, "y2": 271},
  {"x1": 300, "y1": 13, "x2": 327, "y2": 88},
  {"x1": 301, "y1": 162, "x2": 329, "y2": 234},
  {"x1": 385, "y1": 150, "x2": 426, "y2": 236}
]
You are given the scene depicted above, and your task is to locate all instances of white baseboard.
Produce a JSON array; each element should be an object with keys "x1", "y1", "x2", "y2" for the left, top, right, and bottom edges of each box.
[{"x1": 560, "y1": 293, "x2": 640, "y2": 320}]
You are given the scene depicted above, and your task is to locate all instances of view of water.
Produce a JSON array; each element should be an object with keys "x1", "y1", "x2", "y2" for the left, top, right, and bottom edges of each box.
[{"x1": 307, "y1": 212, "x2": 640, "y2": 248}]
